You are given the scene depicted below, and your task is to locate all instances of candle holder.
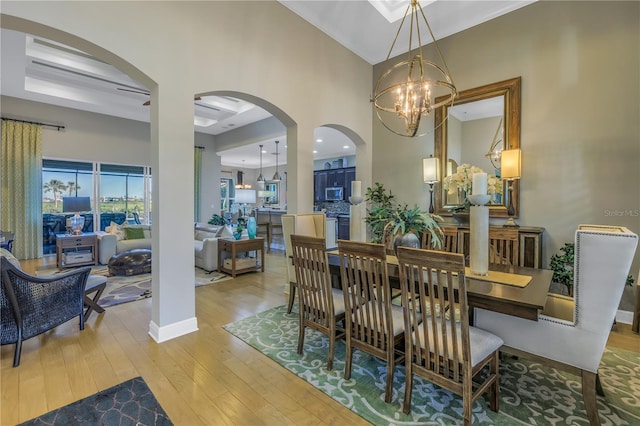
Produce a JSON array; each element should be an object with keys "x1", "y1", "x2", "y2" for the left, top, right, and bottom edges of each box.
[{"x1": 349, "y1": 195, "x2": 363, "y2": 205}]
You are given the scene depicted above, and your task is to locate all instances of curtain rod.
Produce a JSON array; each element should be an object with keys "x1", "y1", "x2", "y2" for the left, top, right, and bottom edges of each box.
[
  {"x1": 195, "y1": 145, "x2": 205, "y2": 150},
  {"x1": 1, "y1": 117, "x2": 65, "y2": 131}
]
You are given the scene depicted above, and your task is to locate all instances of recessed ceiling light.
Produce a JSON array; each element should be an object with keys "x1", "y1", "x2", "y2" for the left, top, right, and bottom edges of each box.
[
  {"x1": 316, "y1": 138, "x2": 323, "y2": 143},
  {"x1": 313, "y1": 150, "x2": 318, "y2": 154},
  {"x1": 343, "y1": 145, "x2": 349, "y2": 149},
  {"x1": 261, "y1": 149, "x2": 267, "y2": 154}
]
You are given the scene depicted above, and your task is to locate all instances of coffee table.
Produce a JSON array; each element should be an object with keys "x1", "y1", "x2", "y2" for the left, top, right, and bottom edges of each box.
[{"x1": 218, "y1": 237, "x2": 265, "y2": 278}]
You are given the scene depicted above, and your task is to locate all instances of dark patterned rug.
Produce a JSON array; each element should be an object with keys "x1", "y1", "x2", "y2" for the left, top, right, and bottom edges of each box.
[
  {"x1": 37, "y1": 266, "x2": 232, "y2": 308},
  {"x1": 19, "y1": 377, "x2": 172, "y2": 426}
]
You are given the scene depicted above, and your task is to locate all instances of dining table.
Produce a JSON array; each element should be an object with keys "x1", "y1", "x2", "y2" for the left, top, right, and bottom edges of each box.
[{"x1": 326, "y1": 250, "x2": 554, "y2": 322}]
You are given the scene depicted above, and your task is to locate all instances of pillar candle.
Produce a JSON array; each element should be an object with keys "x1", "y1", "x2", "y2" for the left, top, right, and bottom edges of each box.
[
  {"x1": 351, "y1": 180, "x2": 362, "y2": 198},
  {"x1": 472, "y1": 173, "x2": 487, "y2": 195}
]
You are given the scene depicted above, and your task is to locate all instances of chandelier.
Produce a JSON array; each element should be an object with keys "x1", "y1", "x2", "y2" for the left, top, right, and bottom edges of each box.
[{"x1": 372, "y1": 0, "x2": 456, "y2": 137}]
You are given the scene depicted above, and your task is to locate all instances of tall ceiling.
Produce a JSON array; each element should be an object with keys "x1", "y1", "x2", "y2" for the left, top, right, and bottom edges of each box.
[{"x1": 0, "y1": 0, "x2": 535, "y2": 168}]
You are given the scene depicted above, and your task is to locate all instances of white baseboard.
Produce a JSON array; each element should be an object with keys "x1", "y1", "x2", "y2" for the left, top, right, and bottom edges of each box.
[
  {"x1": 148, "y1": 317, "x2": 198, "y2": 343},
  {"x1": 616, "y1": 309, "x2": 633, "y2": 325}
]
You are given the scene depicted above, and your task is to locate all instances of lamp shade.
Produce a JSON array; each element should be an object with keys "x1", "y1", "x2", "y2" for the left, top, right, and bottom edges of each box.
[
  {"x1": 501, "y1": 149, "x2": 522, "y2": 179},
  {"x1": 235, "y1": 189, "x2": 256, "y2": 204},
  {"x1": 423, "y1": 157, "x2": 438, "y2": 183},
  {"x1": 62, "y1": 196, "x2": 91, "y2": 212}
]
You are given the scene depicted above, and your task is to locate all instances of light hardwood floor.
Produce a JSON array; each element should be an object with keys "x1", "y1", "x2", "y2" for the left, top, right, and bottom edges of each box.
[{"x1": 2, "y1": 250, "x2": 639, "y2": 425}]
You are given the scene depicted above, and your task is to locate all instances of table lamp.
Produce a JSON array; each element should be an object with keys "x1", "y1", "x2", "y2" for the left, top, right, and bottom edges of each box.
[
  {"x1": 235, "y1": 189, "x2": 257, "y2": 217},
  {"x1": 63, "y1": 196, "x2": 91, "y2": 235},
  {"x1": 423, "y1": 157, "x2": 438, "y2": 213},
  {"x1": 501, "y1": 148, "x2": 521, "y2": 228}
]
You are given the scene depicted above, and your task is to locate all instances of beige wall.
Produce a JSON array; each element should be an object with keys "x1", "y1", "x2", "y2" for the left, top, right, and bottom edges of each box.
[{"x1": 372, "y1": 2, "x2": 640, "y2": 309}]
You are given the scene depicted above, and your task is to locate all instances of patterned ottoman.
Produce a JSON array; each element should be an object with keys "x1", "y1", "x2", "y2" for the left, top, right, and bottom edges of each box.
[{"x1": 108, "y1": 249, "x2": 152, "y2": 276}]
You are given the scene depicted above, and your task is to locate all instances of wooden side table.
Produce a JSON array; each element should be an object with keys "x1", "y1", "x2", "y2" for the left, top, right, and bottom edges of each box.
[
  {"x1": 56, "y1": 232, "x2": 98, "y2": 269},
  {"x1": 218, "y1": 237, "x2": 265, "y2": 278}
]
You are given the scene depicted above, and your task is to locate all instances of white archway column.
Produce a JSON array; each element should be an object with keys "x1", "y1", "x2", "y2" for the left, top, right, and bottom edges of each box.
[
  {"x1": 148, "y1": 83, "x2": 198, "y2": 342},
  {"x1": 286, "y1": 122, "x2": 314, "y2": 214}
]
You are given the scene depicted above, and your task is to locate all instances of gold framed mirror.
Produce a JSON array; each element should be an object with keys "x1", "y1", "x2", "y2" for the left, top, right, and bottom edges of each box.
[{"x1": 434, "y1": 77, "x2": 521, "y2": 218}]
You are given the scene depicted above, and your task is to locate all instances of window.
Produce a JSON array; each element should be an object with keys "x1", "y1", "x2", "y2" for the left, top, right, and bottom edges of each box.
[
  {"x1": 99, "y1": 164, "x2": 147, "y2": 227},
  {"x1": 41, "y1": 159, "x2": 152, "y2": 253},
  {"x1": 42, "y1": 160, "x2": 93, "y2": 213}
]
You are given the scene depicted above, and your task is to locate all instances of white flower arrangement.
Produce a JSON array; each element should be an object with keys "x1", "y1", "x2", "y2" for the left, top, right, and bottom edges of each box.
[{"x1": 444, "y1": 164, "x2": 503, "y2": 197}]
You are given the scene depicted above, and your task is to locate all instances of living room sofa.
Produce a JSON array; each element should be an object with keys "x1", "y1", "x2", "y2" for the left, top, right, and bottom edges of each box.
[
  {"x1": 97, "y1": 224, "x2": 151, "y2": 265},
  {"x1": 97, "y1": 222, "x2": 234, "y2": 271},
  {"x1": 194, "y1": 223, "x2": 233, "y2": 272}
]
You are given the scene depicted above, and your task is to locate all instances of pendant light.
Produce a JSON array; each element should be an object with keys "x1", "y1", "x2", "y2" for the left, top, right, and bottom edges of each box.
[
  {"x1": 257, "y1": 144, "x2": 266, "y2": 183},
  {"x1": 272, "y1": 140, "x2": 282, "y2": 182}
]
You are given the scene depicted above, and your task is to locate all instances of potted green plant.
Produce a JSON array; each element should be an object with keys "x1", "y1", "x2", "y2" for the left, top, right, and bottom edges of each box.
[
  {"x1": 550, "y1": 242, "x2": 635, "y2": 296},
  {"x1": 365, "y1": 182, "x2": 443, "y2": 253},
  {"x1": 208, "y1": 213, "x2": 226, "y2": 226}
]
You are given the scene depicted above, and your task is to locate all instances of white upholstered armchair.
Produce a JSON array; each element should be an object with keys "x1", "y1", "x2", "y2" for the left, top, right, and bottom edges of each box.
[
  {"x1": 282, "y1": 213, "x2": 326, "y2": 313},
  {"x1": 475, "y1": 225, "x2": 638, "y2": 426}
]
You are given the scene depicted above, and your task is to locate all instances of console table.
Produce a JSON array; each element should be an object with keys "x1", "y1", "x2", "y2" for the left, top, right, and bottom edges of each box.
[
  {"x1": 218, "y1": 237, "x2": 265, "y2": 278},
  {"x1": 56, "y1": 233, "x2": 98, "y2": 269}
]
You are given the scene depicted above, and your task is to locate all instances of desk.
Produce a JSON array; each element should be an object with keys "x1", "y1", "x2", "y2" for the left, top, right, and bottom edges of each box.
[{"x1": 327, "y1": 251, "x2": 553, "y2": 321}]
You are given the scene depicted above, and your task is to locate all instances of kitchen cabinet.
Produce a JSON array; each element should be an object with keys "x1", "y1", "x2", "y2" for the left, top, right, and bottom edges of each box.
[
  {"x1": 314, "y1": 171, "x2": 327, "y2": 202},
  {"x1": 345, "y1": 167, "x2": 356, "y2": 198},
  {"x1": 327, "y1": 169, "x2": 345, "y2": 188},
  {"x1": 314, "y1": 167, "x2": 356, "y2": 203},
  {"x1": 338, "y1": 216, "x2": 350, "y2": 240}
]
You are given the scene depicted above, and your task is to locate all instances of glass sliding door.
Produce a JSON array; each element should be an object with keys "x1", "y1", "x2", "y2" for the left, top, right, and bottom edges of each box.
[
  {"x1": 99, "y1": 164, "x2": 146, "y2": 230},
  {"x1": 42, "y1": 159, "x2": 94, "y2": 254}
]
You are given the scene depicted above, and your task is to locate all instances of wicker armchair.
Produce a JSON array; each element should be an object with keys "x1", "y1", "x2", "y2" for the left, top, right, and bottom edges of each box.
[{"x1": 1, "y1": 257, "x2": 91, "y2": 367}]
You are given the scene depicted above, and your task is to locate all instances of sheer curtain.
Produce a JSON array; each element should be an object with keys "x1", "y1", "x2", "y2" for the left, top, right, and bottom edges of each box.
[
  {"x1": 194, "y1": 147, "x2": 202, "y2": 222},
  {"x1": 1, "y1": 120, "x2": 43, "y2": 260}
]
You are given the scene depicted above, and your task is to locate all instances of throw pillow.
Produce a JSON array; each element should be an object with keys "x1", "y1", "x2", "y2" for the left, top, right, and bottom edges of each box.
[
  {"x1": 125, "y1": 227, "x2": 145, "y2": 240},
  {"x1": 106, "y1": 221, "x2": 126, "y2": 241},
  {"x1": 0, "y1": 248, "x2": 21, "y2": 270}
]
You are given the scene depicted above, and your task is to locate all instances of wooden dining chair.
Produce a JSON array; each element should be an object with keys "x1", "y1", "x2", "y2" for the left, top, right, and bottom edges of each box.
[
  {"x1": 488, "y1": 228, "x2": 519, "y2": 271},
  {"x1": 290, "y1": 234, "x2": 345, "y2": 370},
  {"x1": 396, "y1": 247, "x2": 503, "y2": 424},
  {"x1": 282, "y1": 214, "x2": 326, "y2": 314},
  {"x1": 337, "y1": 240, "x2": 405, "y2": 403},
  {"x1": 422, "y1": 226, "x2": 458, "y2": 253}
]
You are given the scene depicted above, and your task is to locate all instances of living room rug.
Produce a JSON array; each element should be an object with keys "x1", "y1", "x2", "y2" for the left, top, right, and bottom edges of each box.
[
  {"x1": 36, "y1": 266, "x2": 232, "y2": 308},
  {"x1": 18, "y1": 376, "x2": 172, "y2": 425},
  {"x1": 223, "y1": 305, "x2": 640, "y2": 426}
]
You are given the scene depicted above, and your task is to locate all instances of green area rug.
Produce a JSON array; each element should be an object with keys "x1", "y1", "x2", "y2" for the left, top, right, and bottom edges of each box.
[
  {"x1": 223, "y1": 305, "x2": 640, "y2": 425},
  {"x1": 37, "y1": 266, "x2": 232, "y2": 308},
  {"x1": 19, "y1": 376, "x2": 172, "y2": 425}
]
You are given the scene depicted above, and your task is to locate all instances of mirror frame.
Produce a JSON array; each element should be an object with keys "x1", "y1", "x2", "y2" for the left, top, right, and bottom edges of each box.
[{"x1": 434, "y1": 77, "x2": 521, "y2": 218}]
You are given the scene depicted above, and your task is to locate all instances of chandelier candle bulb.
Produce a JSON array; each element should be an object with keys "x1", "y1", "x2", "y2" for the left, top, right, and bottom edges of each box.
[{"x1": 472, "y1": 173, "x2": 487, "y2": 195}]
